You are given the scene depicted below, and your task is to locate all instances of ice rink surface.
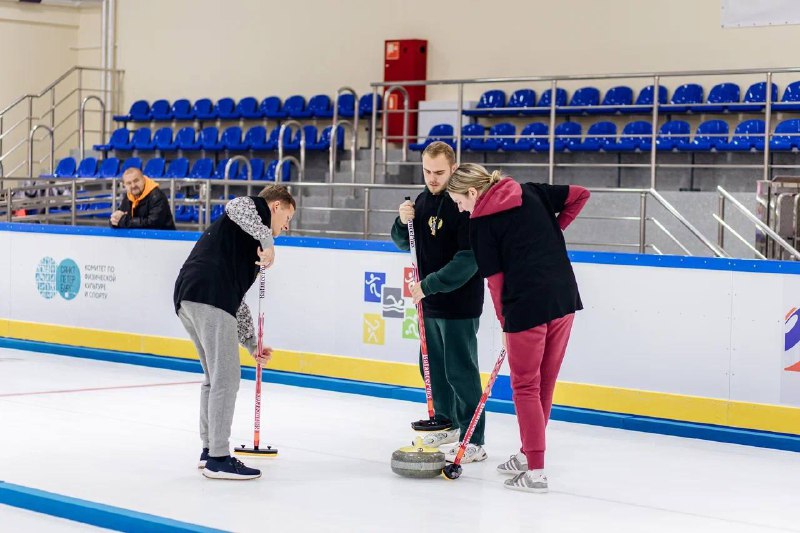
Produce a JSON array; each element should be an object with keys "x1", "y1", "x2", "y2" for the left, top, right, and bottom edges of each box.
[{"x1": 1, "y1": 348, "x2": 797, "y2": 532}]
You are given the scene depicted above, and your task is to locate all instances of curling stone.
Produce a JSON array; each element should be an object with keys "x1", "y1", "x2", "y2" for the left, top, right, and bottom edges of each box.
[{"x1": 390, "y1": 436, "x2": 445, "y2": 479}]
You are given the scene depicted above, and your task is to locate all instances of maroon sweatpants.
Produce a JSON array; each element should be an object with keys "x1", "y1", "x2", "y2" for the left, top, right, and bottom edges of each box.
[{"x1": 506, "y1": 313, "x2": 575, "y2": 469}]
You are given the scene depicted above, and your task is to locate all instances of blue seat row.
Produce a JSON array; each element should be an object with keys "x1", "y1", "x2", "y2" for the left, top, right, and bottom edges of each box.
[
  {"x1": 93, "y1": 125, "x2": 345, "y2": 153},
  {"x1": 411, "y1": 118, "x2": 800, "y2": 152},
  {"x1": 113, "y1": 94, "x2": 382, "y2": 123},
  {"x1": 466, "y1": 81, "x2": 798, "y2": 117},
  {"x1": 70, "y1": 192, "x2": 242, "y2": 224},
  {"x1": 47, "y1": 157, "x2": 293, "y2": 181}
]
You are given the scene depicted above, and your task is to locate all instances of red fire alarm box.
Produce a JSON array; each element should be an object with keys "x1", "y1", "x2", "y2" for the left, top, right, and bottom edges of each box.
[{"x1": 384, "y1": 39, "x2": 427, "y2": 145}]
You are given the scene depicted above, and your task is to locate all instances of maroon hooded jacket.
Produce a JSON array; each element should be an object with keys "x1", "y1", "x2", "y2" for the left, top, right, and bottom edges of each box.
[{"x1": 469, "y1": 178, "x2": 590, "y2": 332}]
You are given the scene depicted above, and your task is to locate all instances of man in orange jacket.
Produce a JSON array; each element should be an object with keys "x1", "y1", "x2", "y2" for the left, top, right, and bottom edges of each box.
[{"x1": 110, "y1": 167, "x2": 175, "y2": 229}]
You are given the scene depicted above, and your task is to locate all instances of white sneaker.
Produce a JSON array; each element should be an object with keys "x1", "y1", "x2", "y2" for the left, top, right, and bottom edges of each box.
[
  {"x1": 504, "y1": 470, "x2": 548, "y2": 493},
  {"x1": 496, "y1": 452, "x2": 528, "y2": 474},
  {"x1": 417, "y1": 427, "x2": 460, "y2": 447},
  {"x1": 444, "y1": 443, "x2": 487, "y2": 464}
]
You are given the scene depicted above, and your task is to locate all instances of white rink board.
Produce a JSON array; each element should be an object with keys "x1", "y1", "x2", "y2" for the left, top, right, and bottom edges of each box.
[{"x1": 1, "y1": 226, "x2": 799, "y2": 409}]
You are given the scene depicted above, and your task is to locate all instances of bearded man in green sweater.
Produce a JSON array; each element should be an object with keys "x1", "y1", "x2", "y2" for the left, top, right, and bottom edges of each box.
[{"x1": 391, "y1": 141, "x2": 487, "y2": 464}]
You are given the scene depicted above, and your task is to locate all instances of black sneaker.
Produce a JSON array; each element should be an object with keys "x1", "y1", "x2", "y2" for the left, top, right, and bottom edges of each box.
[
  {"x1": 202, "y1": 456, "x2": 261, "y2": 480},
  {"x1": 198, "y1": 448, "x2": 209, "y2": 469}
]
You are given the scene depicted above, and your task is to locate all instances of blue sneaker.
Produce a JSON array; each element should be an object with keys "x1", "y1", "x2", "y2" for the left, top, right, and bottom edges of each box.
[
  {"x1": 203, "y1": 456, "x2": 261, "y2": 480},
  {"x1": 198, "y1": 448, "x2": 209, "y2": 469}
]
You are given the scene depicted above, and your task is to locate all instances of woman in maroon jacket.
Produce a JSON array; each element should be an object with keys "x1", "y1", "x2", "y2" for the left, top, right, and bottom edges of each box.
[{"x1": 447, "y1": 163, "x2": 590, "y2": 494}]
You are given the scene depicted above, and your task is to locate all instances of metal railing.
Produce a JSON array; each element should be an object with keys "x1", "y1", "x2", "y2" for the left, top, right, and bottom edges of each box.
[
  {"x1": 79, "y1": 96, "x2": 107, "y2": 159},
  {"x1": 715, "y1": 185, "x2": 800, "y2": 260},
  {"x1": 330, "y1": 87, "x2": 359, "y2": 185},
  {"x1": 368, "y1": 66, "x2": 800, "y2": 186},
  {"x1": 0, "y1": 178, "x2": 721, "y2": 255},
  {"x1": 277, "y1": 120, "x2": 306, "y2": 182},
  {"x1": 0, "y1": 66, "x2": 123, "y2": 181},
  {"x1": 224, "y1": 155, "x2": 253, "y2": 198}
]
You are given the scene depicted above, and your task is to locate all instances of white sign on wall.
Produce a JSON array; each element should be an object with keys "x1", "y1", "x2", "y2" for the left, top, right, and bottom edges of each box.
[{"x1": 721, "y1": 0, "x2": 800, "y2": 28}]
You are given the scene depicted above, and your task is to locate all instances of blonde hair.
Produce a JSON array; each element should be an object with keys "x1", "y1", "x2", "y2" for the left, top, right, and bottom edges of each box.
[
  {"x1": 258, "y1": 184, "x2": 296, "y2": 209},
  {"x1": 422, "y1": 140, "x2": 456, "y2": 166},
  {"x1": 446, "y1": 163, "x2": 503, "y2": 195}
]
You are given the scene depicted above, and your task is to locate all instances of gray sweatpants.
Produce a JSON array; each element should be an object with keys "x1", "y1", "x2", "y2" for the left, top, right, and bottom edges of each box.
[{"x1": 178, "y1": 300, "x2": 241, "y2": 457}]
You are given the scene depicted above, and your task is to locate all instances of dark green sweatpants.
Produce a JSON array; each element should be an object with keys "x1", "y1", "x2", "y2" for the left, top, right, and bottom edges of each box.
[{"x1": 419, "y1": 316, "x2": 485, "y2": 445}]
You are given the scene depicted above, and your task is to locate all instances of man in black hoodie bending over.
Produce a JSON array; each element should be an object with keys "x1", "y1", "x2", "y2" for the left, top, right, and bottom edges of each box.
[{"x1": 174, "y1": 184, "x2": 295, "y2": 480}]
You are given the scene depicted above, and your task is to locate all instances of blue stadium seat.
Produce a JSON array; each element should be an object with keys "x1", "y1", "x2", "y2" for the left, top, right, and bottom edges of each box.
[
  {"x1": 171, "y1": 99, "x2": 194, "y2": 121},
  {"x1": 554, "y1": 122, "x2": 582, "y2": 151},
  {"x1": 215, "y1": 97, "x2": 239, "y2": 120},
  {"x1": 321, "y1": 93, "x2": 356, "y2": 119},
  {"x1": 359, "y1": 93, "x2": 382, "y2": 117},
  {"x1": 165, "y1": 158, "x2": 190, "y2": 178},
  {"x1": 623, "y1": 85, "x2": 668, "y2": 114},
  {"x1": 187, "y1": 158, "x2": 212, "y2": 179},
  {"x1": 84, "y1": 194, "x2": 113, "y2": 218},
  {"x1": 173, "y1": 193, "x2": 195, "y2": 223},
  {"x1": 571, "y1": 121, "x2": 617, "y2": 152},
  {"x1": 774, "y1": 81, "x2": 800, "y2": 112},
  {"x1": 307, "y1": 125, "x2": 345, "y2": 151},
  {"x1": 736, "y1": 82, "x2": 779, "y2": 112},
  {"x1": 655, "y1": 120, "x2": 691, "y2": 151},
  {"x1": 284, "y1": 125, "x2": 318, "y2": 150},
  {"x1": 262, "y1": 126, "x2": 294, "y2": 151},
  {"x1": 284, "y1": 95, "x2": 313, "y2": 119},
  {"x1": 119, "y1": 157, "x2": 142, "y2": 175},
  {"x1": 174, "y1": 127, "x2": 200, "y2": 151},
  {"x1": 52, "y1": 157, "x2": 77, "y2": 178},
  {"x1": 606, "y1": 121, "x2": 653, "y2": 151},
  {"x1": 210, "y1": 195, "x2": 231, "y2": 222},
  {"x1": 238, "y1": 158, "x2": 265, "y2": 180},
  {"x1": 221, "y1": 126, "x2": 248, "y2": 151},
  {"x1": 237, "y1": 97, "x2": 261, "y2": 119},
  {"x1": 143, "y1": 157, "x2": 165, "y2": 178},
  {"x1": 409, "y1": 124, "x2": 455, "y2": 151},
  {"x1": 97, "y1": 158, "x2": 120, "y2": 178},
  {"x1": 153, "y1": 127, "x2": 176, "y2": 151},
  {"x1": 93, "y1": 127, "x2": 131, "y2": 152},
  {"x1": 266, "y1": 159, "x2": 292, "y2": 181},
  {"x1": 460, "y1": 124, "x2": 486, "y2": 151},
  {"x1": 590, "y1": 86, "x2": 634, "y2": 114},
  {"x1": 150, "y1": 99, "x2": 172, "y2": 121},
  {"x1": 495, "y1": 89, "x2": 536, "y2": 116},
  {"x1": 769, "y1": 119, "x2": 800, "y2": 151},
  {"x1": 562, "y1": 87, "x2": 600, "y2": 114},
  {"x1": 464, "y1": 90, "x2": 506, "y2": 117},
  {"x1": 679, "y1": 120, "x2": 729, "y2": 152},
  {"x1": 131, "y1": 127, "x2": 153, "y2": 151},
  {"x1": 308, "y1": 94, "x2": 333, "y2": 118},
  {"x1": 76, "y1": 157, "x2": 99, "y2": 178},
  {"x1": 530, "y1": 88, "x2": 568, "y2": 115},
  {"x1": 260, "y1": 96, "x2": 286, "y2": 119},
  {"x1": 245, "y1": 126, "x2": 271, "y2": 151},
  {"x1": 474, "y1": 123, "x2": 515, "y2": 151},
  {"x1": 113, "y1": 100, "x2": 149, "y2": 122},
  {"x1": 698, "y1": 83, "x2": 740, "y2": 113},
  {"x1": 198, "y1": 126, "x2": 224, "y2": 151},
  {"x1": 244, "y1": 126, "x2": 268, "y2": 151},
  {"x1": 193, "y1": 98, "x2": 217, "y2": 121},
  {"x1": 503, "y1": 122, "x2": 548, "y2": 151},
  {"x1": 719, "y1": 119, "x2": 765, "y2": 151},
  {"x1": 214, "y1": 159, "x2": 238, "y2": 180},
  {"x1": 664, "y1": 84, "x2": 704, "y2": 113}
]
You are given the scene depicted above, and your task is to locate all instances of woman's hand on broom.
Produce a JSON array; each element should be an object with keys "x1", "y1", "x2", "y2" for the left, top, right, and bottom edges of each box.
[{"x1": 252, "y1": 346, "x2": 273, "y2": 366}]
